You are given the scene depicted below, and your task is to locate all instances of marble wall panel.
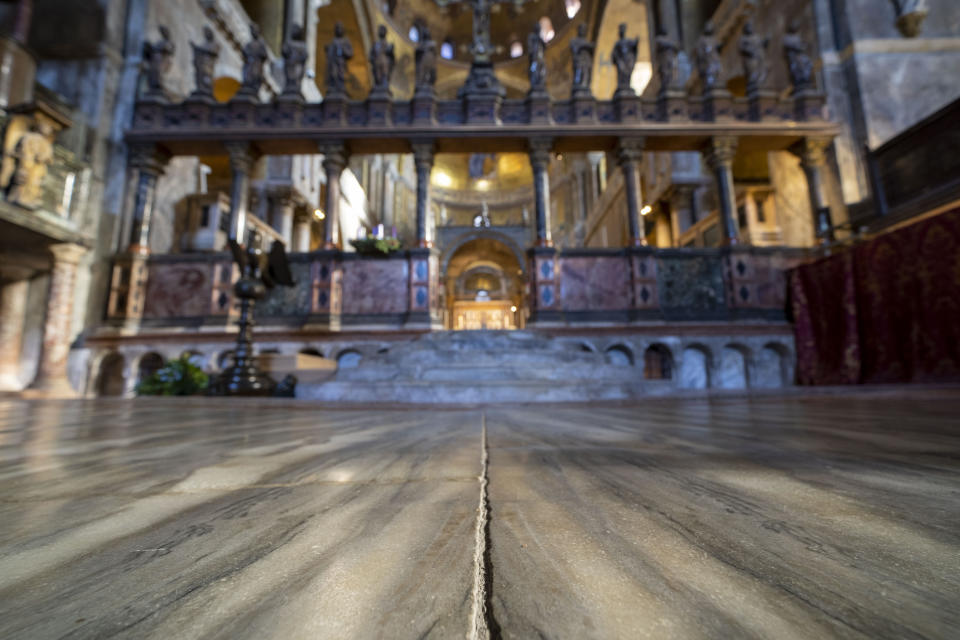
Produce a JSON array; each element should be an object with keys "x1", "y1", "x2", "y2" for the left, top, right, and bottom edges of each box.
[
  {"x1": 256, "y1": 262, "x2": 313, "y2": 319},
  {"x1": 718, "y1": 346, "x2": 749, "y2": 389},
  {"x1": 341, "y1": 259, "x2": 409, "y2": 316},
  {"x1": 656, "y1": 256, "x2": 726, "y2": 314},
  {"x1": 560, "y1": 256, "x2": 631, "y2": 311},
  {"x1": 143, "y1": 262, "x2": 215, "y2": 318}
]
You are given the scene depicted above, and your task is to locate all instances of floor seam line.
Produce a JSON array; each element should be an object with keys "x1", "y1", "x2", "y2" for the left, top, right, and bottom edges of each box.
[{"x1": 468, "y1": 411, "x2": 498, "y2": 640}]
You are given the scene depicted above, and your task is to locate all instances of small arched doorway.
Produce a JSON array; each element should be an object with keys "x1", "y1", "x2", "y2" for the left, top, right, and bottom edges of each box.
[{"x1": 443, "y1": 237, "x2": 525, "y2": 330}]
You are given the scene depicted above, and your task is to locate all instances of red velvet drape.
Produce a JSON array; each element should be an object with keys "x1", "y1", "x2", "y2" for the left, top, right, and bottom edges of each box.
[{"x1": 791, "y1": 207, "x2": 960, "y2": 385}]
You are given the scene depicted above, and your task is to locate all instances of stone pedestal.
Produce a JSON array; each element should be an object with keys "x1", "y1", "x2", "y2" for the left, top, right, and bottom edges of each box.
[
  {"x1": 405, "y1": 248, "x2": 440, "y2": 329},
  {"x1": 28, "y1": 243, "x2": 86, "y2": 397},
  {"x1": 309, "y1": 250, "x2": 342, "y2": 331},
  {"x1": 366, "y1": 93, "x2": 391, "y2": 126},
  {"x1": 614, "y1": 90, "x2": 641, "y2": 123},
  {"x1": 527, "y1": 247, "x2": 562, "y2": 326},
  {"x1": 323, "y1": 94, "x2": 348, "y2": 126},
  {"x1": 700, "y1": 88, "x2": 733, "y2": 122},
  {"x1": 657, "y1": 89, "x2": 688, "y2": 121},
  {"x1": 526, "y1": 90, "x2": 551, "y2": 124},
  {"x1": 412, "y1": 90, "x2": 436, "y2": 124},
  {"x1": 748, "y1": 89, "x2": 779, "y2": 122},
  {"x1": 572, "y1": 93, "x2": 596, "y2": 123},
  {"x1": 0, "y1": 271, "x2": 30, "y2": 390}
]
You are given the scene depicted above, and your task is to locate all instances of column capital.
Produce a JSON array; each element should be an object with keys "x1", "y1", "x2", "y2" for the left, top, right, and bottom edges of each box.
[
  {"x1": 704, "y1": 136, "x2": 738, "y2": 169},
  {"x1": 411, "y1": 141, "x2": 435, "y2": 167},
  {"x1": 48, "y1": 243, "x2": 87, "y2": 266},
  {"x1": 616, "y1": 137, "x2": 646, "y2": 165},
  {"x1": 128, "y1": 143, "x2": 171, "y2": 176},
  {"x1": 319, "y1": 141, "x2": 348, "y2": 169},
  {"x1": 225, "y1": 142, "x2": 257, "y2": 174},
  {"x1": 794, "y1": 136, "x2": 832, "y2": 167},
  {"x1": 528, "y1": 137, "x2": 554, "y2": 166},
  {"x1": 266, "y1": 185, "x2": 300, "y2": 208}
]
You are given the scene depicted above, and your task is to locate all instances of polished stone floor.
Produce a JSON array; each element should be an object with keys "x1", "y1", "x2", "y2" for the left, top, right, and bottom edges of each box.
[{"x1": 0, "y1": 391, "x2": 958, "y2": 639}]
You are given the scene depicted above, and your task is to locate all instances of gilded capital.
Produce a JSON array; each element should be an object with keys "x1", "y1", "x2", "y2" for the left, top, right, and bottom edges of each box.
[{"x1": 797, "y1": 136, "x2": 832, "y2": 167}]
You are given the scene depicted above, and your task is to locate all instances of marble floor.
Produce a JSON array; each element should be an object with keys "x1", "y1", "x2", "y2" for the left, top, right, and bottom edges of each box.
[{"x1": 0, "y1": 391, "x2": 958, "y2": 639}]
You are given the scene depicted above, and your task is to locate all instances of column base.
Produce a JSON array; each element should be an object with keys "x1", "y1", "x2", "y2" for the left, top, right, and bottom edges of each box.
[{"x1": 23, "y1": 377, "x2": 78, "y2": 399}]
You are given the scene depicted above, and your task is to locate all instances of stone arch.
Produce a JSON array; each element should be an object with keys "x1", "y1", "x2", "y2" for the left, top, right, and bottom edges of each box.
[
  {"x1": 719, "y1": 344, "x2": 751, "y2": 390},
  {"x1": 337, "y1": 349, "x2": 363, "y2": 368},
  {"x1": 604, "y1": 343, "x2": 634, "y2": 366},
  {"x1": 679, "y1": 344, "x2": 712, "y2": 389},
  {"x1": 643, "y1": 343, "x2": 674, "y2": 380},
  {"x1": 754, "y1": 342, "x2": 791, "y2": 389},
  {"x1": 441, "y1": 230, "x2": 527, "y2": 276},
  {"x1": 181, "y1": 350, "x2": 205, "y2": 369},
  {"x1": 215, "y1": 350, "x2": 236, "y2": 371},
  {"x1": 579, "y1": 341, "x2": 597, "y2": 353},
  {"x1": 96, "y1": 352, "x2": 126, "y2": 397},
  {"x1": 136, "y1": 352, "x2": 165, "y2": 386},
  {"x1": 299, "y1": 347, "x2": 324, "y2": 358}
]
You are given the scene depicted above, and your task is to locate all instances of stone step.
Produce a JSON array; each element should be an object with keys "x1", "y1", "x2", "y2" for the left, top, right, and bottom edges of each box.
[
  {"x1": 296, "y1": 379, "x2": 674, "y2": 404},
  {"x1": 336, "y1": 363, "x2": 635, "y2": 383}
]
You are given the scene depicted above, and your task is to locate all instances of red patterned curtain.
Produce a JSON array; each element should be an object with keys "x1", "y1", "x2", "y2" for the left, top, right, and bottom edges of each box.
[{"x1": 791, "y1": 207, "x2": 960, "y2": 385}]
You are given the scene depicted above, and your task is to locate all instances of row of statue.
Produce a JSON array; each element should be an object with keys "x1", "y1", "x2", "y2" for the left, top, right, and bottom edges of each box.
[{"x1": 141, "y1": 18, "x2": 814, "y2": 106}]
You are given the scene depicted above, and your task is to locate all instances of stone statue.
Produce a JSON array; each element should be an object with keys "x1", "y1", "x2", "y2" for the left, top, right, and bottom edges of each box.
[
  {"x1": 370, "y1": 25, "x2": 395, "y2": 96},
  {"x1": 6, "y1": 121, "x2": 55, "y2": 209},
  {"x1": 528, "y1": 24, "x2": 547, "y2": 92},
  {"x1": 654, "y1": 25, "x2": 679, "y2": 93},
  {"x1": 696, "y1": 21, "x2": 722, "y2": 92},
  {"x1": 190, "y1": 26, "x2": 219, "y2": 100},
  {"x1": 326, "y1": 21, "x2": 354, "y2": 96},
  {"x1": 739, "y1": 20, "x2": 769, "y2": 94},
  {"x1": 142, "y1": 25, "x2": 174, "y2": 100},
  {"x1": 281, "y1": 24, "x2": 308, "y2": 99},
  {"x1": 783, "y1": 20, "x2": 814, "y2": 93},
  {"x1": 569, "y1": 23, "x2": 595, "y2": 96},
  {"x1": 415, "y1": 26, "x2": 437, "y2": 92},
  {"x1": 238, "y1": 23, "x2": 268, "y2": 99},
  {"x1": 611, "y1": 23, "x2": 638, "y2": 95}
]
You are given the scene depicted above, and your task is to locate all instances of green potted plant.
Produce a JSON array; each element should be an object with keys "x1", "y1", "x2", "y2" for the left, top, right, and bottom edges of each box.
[
  {"x1": 349, "y1": 236, "x2": 402, "y2": 256},
  {"x1": 136, "y1": 354, "x2": 210, "y2": 396}
]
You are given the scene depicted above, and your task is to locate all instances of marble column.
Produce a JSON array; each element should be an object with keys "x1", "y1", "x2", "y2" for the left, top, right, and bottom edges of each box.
[
  {"x1": 572, "y1": 156, "x2": 588, "y2": 246},
  {"x1": 320, "y1": 142, "x2": 348, "y2": 250},
  {"x1": 225, "y1": 142, "x2": 256, "y2": 243},
  {"x1": 292, "y1": 210, "x2": 312, "y2": 252},
  {"x1": 0, "y1": 270, "x2": 31, "y2": 390},
  {"x1": 29, "y1": 243, "x2": 86, "y2": 396},
  {"x1": 380, "y1": 156, "x2": 397, "y2": 229},
  {"x1": 617, "y1": 137, "x2": 647, "y2": 247},
  {"x1": 798, "y1": 137, "x2": 836, "y2": 243},
  {"x1": 268, "y1": 190, "x2": 296, "y2": 246},
  {"x1": 529, "y1": 138, "x2": 554, "y2": 247},
  {"x1": 704, "y1": 136, "x2": 740, "y2": 246},
  {"x1": 587, "y1": 151, "x2": 604, "y2": 207},
  {"x1": 127, "y1": 144, "x2": 170, "y2": 254},
  {"x1": 412, "y1": 142, "x2": 434, "y2": 248}
]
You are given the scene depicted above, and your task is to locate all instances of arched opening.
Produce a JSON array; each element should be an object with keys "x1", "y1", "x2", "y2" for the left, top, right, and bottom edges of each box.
[
  {"x1": 337, "y1": 349, "x2": 362, "y2": 368},
  {"x1": 444, "y1": 237, "x2": 525, "y2": 330},
  {"x1": 136, "y1": 353, "x2": 165, "y2": 386},
  {"x1": 605, "y1": 344, "x2": 634, "y2": 366},
  {"x1": 719, "y1": 345, "x2": 750, "y2": 389},
  {"x1": 216, "y1": 350, "x2": 235, "y2": 371},
  {"x1": 299, "y1": 347, "x2": 324, "y2": 358},
  {"x1": 755, "y1": 343, "x2": 790, "y2": 388},
  {"x1": 96, "y1": 353, "x2": 125, "y2": 397},
  {"x1": 679, "y1": 345, "x2": 711, "y2": 389},
  {"x1": 644, "y1": 344, "x2": 673, "y2": 380}
]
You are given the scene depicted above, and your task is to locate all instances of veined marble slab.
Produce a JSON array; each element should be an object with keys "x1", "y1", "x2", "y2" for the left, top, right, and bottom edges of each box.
[
  {"x1": 485, "y1": 395, "x2": 960, "y2": 639},
  {"x1": 0, "y1": 400, "x2": 483, "y2": 639},
  {"x1": 1, "y1": 393, "x2": 959, "y2": 639}
]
